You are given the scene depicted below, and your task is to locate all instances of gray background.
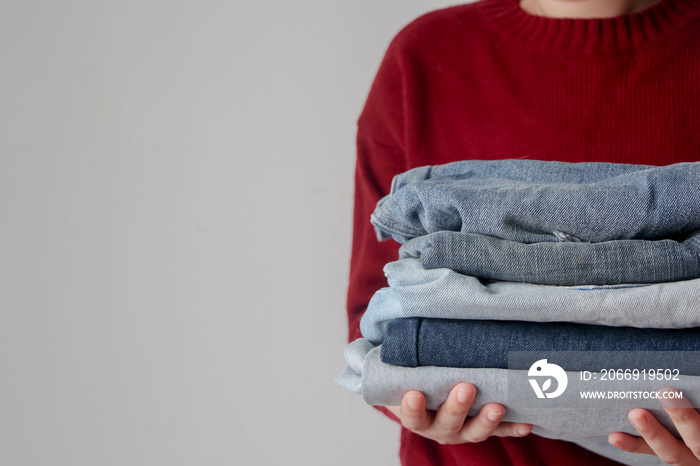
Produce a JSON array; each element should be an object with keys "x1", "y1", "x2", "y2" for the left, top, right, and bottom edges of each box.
[{"x1": 0, "y1": 1, "x2": 465, "y2": 465}]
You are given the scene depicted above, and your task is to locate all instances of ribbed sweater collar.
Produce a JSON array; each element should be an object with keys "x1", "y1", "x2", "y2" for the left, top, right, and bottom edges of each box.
[{"x1": 478, "y1": 0, "x2": 700, "y2": 56}]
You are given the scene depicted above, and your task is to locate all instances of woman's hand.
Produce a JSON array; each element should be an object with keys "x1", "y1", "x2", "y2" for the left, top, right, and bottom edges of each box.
[
  {"x1": 385, "y1": 382, "x2": 533, "y2": 445},
  {"x1": 609, "y1": 388, "x2": 700, "y2": 465}
]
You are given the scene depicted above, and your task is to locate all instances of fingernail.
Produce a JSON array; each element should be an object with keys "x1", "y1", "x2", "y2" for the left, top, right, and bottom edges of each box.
[
  {"x1": 518, "y1": 427, "x2": 531, "y2": 436},
  {"x1": 457, "y1": 388, "x2": 473, "y2": 404},
  {"x1": 629, "y1": 413, "x2": 648, "y2": 430},
  {"x1": 608, "y1": 436, "x2": 623, "y2": 448},
  {"x1": 407, "y1": 395, "x2": 422, "y2": 411},
  {"x1": 487, "y1": 410, "x2": 503, "y2": 422}
]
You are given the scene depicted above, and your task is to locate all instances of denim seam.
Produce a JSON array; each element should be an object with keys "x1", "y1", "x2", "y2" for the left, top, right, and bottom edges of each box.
[{"x1": 415, "y1": 317, "x2": 423, "y2": 367}]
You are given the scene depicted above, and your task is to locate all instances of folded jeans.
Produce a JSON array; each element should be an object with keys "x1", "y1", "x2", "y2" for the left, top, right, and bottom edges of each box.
[
  {"x1": 371, "y1": 160, "x2": 700, "y2": 244},
  {"x1": 399, "y1": 230, "x2": 700, "y2": 285},
  {"x1": 380, "y1": 317, "x2": 700, "y2": 375},
  {"x1": 359, "y1": 259, "x2": 700, "y2": 344}
]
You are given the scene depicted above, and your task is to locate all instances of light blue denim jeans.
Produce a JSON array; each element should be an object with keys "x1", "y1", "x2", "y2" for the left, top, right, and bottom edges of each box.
[
  {"x1": 371, "y1": 160, "x2": 700, "y2": 244},
  {"x1": 336, "y1": 338, "x2": 694, "y2": 466},
  {"x1": 398, "y1": 230, "x2": 700, "y2": 285},
  {"x1": 359, "y1": 259, "x2": 700, "y2": 344}
]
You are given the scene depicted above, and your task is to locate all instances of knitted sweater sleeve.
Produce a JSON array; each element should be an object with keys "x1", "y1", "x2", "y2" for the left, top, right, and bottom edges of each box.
[
  {"x1": 347, "y1": 30, "x2": 412, "y2": 345},
  {"x1": 347, "y1": 32, "x2": 415, "y2": 423}
]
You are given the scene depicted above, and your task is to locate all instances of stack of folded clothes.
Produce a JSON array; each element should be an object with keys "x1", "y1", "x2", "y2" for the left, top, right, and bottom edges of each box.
[{"x1": 337, "y1": 159, "x2": 700, "y2": 465}]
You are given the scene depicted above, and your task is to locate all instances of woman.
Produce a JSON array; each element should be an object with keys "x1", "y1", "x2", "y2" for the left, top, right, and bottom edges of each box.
[{"x1": 347, "y1": 0, "x2": 700, "y2": 463}]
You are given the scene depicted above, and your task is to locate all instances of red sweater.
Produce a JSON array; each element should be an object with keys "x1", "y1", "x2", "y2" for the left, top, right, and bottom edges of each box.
[{"x1": 347, "y1": 0, "x2": 700, "y2": 464}]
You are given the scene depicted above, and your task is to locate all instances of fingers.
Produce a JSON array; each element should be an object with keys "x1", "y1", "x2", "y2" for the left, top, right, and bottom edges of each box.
[
  {"x1": 609, "y1": 388, "x2": 700, "y2": 465},
  {"x1": 657, "y1": 388, "x2": 700, "y2": 461},
  {"x1": 398, "y1": 384, "x2": 532, "y2": 445},
  {"x1": 459, "y1": 402, "x2": 506, "y2": 442},
  {"x1": 492, "y1": 421, "x2": 533, "y2": 438},
  {"x1": 623, "y1": 408, "x2": 696, "y2": 465},
  {"x1": 608, "y1": 431, "x2": 655, "y2": 456},
  {"x1": 400, "y1": 390, "x2": 434, "y2": 433},
  {"x1": 432, "y1": 383, "x2": 476, "y2": 442},
  {"x1": 460, "y1": 403, "x2": 532, "y2": 441},
  {"x1": 398, "y1": 383, "x2": 485, "y2": 444}
]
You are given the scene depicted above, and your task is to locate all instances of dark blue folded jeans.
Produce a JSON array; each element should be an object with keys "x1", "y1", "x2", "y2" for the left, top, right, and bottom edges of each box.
[
  {"x1": 380, "y1": 318, "x2": 700, "y2": 374},
  {"x1": 398, "y1": 230, "x2": 700, "y2": 285}
]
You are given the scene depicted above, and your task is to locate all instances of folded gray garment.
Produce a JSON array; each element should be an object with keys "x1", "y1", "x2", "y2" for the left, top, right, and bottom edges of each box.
[{"x1": 337, "y1": 339, "x2": 700, "y2": 466}]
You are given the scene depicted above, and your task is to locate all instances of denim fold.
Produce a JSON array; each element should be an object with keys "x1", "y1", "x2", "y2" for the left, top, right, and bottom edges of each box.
[
  {"x1": 335, "y1": 338, "x2": 695, "y2": 465},
  {"x1": 360, "y1": 259, "x2": 700, "y2": 344},
  {"x1": 371, "y1": 161, "x2": 700, "y2": 244},
  {"x1": 380, "y1": 317, "x2": 700, "y2": 374},
  {"x1": 399, "y1": 230, "x2": 700, "y2": 285},
  {"x1": 389, "y1": 159, "x2": 657, "y2": 194}
]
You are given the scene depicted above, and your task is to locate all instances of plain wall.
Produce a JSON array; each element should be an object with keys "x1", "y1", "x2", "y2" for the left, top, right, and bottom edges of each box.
[{"x1": 0, "y1": 1, "x2": 468, "y2": 465}]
